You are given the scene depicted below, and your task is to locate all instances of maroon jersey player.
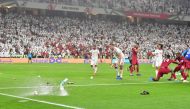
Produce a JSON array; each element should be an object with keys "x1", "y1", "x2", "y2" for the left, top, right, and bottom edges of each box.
[
  {"x1": 130, "y1": 43, "x2": 141, "y2": 76},
  {"x1": 152, "y1": 55, "x2": 178, "y2": 81},
  {"x1": 180, "y1": 59, "x2": 190, "y2": 82},
  {"x1": 168, "y1": 53, "x2": 186, "y2": 81}
]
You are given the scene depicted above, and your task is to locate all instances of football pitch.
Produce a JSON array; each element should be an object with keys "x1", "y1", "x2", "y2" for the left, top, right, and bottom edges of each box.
[{"x1": 0, "y1": 63, "x2": 190, "y2": 109}]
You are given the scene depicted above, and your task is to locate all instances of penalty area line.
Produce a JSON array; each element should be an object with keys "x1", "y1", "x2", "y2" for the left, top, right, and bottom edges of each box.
[{"x1": 0, "y1": 92, "x2": 84, "y2": 109}]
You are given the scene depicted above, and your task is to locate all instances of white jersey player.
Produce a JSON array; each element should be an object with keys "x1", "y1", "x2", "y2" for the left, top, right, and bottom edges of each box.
[
  {"x1": 89, "y1": 46, "x2": 100, "y2": 78},
  {"x1": 109, "y1": 44, "x2": 125, "y2": 80},
  {"x1": 152, "y1": 44, "x2": 163, "y2": 76},
  {"x1": 113, "y1": 47, "x2": 125, "y2": 65}
]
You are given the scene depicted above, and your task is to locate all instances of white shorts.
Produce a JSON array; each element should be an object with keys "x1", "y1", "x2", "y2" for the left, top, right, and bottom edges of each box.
[
  {"x1": 91, "y1": 59, "x2": 98, "y2": 65},
  {"x1": 154, "y1": 60, "x2": 162, "y2": 67},
  {"x1": 112, "y1": 58, "x2": 125, "y2": 65},
  {"x1": 118, "y1": 58, "x2": 125, "y2": 66}
]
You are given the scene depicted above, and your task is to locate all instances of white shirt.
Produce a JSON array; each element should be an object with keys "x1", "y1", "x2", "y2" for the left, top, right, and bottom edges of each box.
[
  {"x1": 90, "y1": 49, "x2": 99, "y2": 60},
  {"x1": 153, "y1": 49, "x2": 163, "y2": 61},
  {"x1": 114, "y1": 47, "x2": 124, "y2": 58}
]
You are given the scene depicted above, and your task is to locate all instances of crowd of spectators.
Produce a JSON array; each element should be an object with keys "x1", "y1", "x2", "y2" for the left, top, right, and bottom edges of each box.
[
  {"x1": 17, "y1": 0, "x2": 190, "y2": 15},
  {"x1": 0, "y1": 12, "x2": 190, "y2": 59}
]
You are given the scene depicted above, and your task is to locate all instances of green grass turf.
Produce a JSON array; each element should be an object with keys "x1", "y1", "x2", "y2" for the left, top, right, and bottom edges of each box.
[{"x1": 0, "y1": 63, "x2": 189, "y2": 109}]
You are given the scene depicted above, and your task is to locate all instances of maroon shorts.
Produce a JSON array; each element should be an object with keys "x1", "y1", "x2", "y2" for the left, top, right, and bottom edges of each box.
[
  {"x1": 132, "y1": 58, "x2": 138, "y2": 65},
  {"x1": 158, "y1": 67, "x2": 171, "y2": 77},
  {"x1": 174, "y1": 65, "x2": 182, "y2": 72}
]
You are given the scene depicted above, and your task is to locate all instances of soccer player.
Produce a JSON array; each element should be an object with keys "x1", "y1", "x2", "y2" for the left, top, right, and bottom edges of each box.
[
  {"x1": 89, "y1": 45, "x2": 100, "y2": 78},
  {"x1": 128, "y1": 58, "x2": 133, "y2": 73},
  {"x1": 130, "y1": 43, "x2": 140, "y2": 76},
  {"x1": 168, "y1": 53, "x2": 186, "y2": 81},
  {"x1": 183, "y1": 47, "x2": 190, "y2": 61},
  {"x1": 181, "y1": 48, "x2": 190, "y2": 82},
  {"x1": 152, "y1": 55, "x2": 178, "y2": 81},
  {"x1": 152, "y1": 44, "x2": 163, "y2": 76},
  {"x1": 109, "y1": 44, "x2": 125, "y2": 80},
  {"x1": 127, "y1": 51, "x2": 132, "y2": 72},
  {"x1": 111, "y1": 53, "x2": 117, "y2": 68},
  {"x1": 28, "y1": 52, "x2": 33, "y2": 64},
  {"x1": 180, "y1": 59, "x2": 190, "y2": 83}
]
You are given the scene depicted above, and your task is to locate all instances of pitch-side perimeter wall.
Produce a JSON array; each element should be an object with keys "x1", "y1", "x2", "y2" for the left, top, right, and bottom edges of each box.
[{"x1": 0, "y1": 58, "x2": 152, "y2": 64}]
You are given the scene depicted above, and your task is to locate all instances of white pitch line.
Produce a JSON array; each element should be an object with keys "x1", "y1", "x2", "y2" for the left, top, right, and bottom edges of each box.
[
  {"x1": 0, "y1": 86, "x2": 50, "y2": 90},
  {"x1": 0, "y1": 92, "x2": 84, "y2": 109},
  {"x1": 0, "y1": 81, "x2": 180, "y2": 90},
  {"x1": 67, "y1": 81, "x2": 180, "y2": 87},
  {"x1": 0, "y1": 86, "x2": 33, "y2": 90},
  {"x1": 0, "y1": 86, "x2": 56, "y2": 90}
]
